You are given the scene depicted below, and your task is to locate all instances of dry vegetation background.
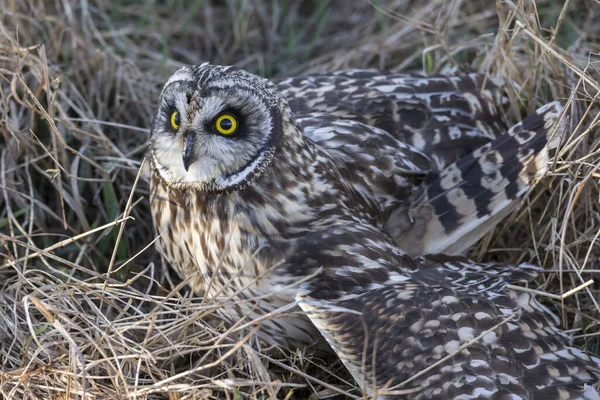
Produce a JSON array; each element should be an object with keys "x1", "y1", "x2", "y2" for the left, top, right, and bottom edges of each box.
[{"x1": 1, "y1": 0, "x2": 600, "y2": 399}]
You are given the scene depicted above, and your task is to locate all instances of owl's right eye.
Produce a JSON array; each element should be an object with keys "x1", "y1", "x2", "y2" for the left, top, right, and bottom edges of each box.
[{"x1": 170, "y1": 110, "x2": 181, "y2": 130}]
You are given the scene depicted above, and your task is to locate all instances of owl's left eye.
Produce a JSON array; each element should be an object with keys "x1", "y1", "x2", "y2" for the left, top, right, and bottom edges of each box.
[
  {"x1": 215, "y1": 113, "x2": 238, "y2": 136},
  {"x1": 170, "y1": 110, "x2": 181, "y2": 130}
]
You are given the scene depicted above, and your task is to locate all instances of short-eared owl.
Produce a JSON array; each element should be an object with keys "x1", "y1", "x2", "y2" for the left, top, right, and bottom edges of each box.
[{"x1": 149, "y1": 64, "x2": 600, "y2": 399}]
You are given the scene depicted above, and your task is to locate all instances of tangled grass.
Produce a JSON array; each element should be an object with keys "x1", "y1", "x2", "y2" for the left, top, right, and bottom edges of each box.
[{"x1": 1, "y1": 0, "x2": 600, "y2": 398}]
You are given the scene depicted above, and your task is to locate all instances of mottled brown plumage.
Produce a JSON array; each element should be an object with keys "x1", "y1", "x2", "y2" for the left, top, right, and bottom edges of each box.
[{"x1": 149, "y1": 63, "x2": 599, "y2": 399}]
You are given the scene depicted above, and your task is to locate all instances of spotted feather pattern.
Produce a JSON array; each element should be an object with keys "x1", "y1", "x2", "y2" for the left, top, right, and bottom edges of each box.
[
  {"x1": 388, "y1": 102, "x2": 565, "y2": 255},
  {"x1": 276, "y1": 70, "x2": 508, "y2": 171},
  {"x1": 298, "y1": 257, "x2": 600, "y2": 399},
  {"x1": 277, "y1": 72, "x2": 563, "y2": 255},
  {"x1": 148, "y1": 64, "x2": 599, "y2": 400}
]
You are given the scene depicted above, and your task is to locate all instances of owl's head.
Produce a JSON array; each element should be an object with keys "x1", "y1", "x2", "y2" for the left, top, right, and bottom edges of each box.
[{"x1": 149, "y1": 63, "x2": 285, "y2": 192}]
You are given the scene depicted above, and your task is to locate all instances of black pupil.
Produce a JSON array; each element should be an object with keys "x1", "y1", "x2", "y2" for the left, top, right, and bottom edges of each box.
[
  {"x1": 220, "y1": 117, "x2": 233, "y2": 131},
  {"x1": 174, "y1": 112, "x2": 180, "y2": 126}
]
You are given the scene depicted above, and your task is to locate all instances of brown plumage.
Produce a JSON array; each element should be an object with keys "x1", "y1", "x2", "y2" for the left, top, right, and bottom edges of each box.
[{"x1": 148, "y1": 63, "x2": 599, "y2": 399}]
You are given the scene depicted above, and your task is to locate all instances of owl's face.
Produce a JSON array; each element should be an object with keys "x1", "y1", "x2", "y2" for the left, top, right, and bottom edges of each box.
[{"x1": 149, "y1": 64, "x2": 283, "y2": 192}]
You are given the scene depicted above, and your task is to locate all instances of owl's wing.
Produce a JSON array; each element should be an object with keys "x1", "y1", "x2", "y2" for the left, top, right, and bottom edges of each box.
[
  {"x1": 299, "y1": 115, "x2": 432, "y2": 210},
  {"x1": 386, "y1": 101, "x2": 565, "y2": 256},
  {"x1": 280, "y1": 72, "x2": 564, "y2": 256},
  {"x1": 276, "y1": 71, "x2": 508, "y2": 172},
  {"x1": 291, "y1": 244, "x2": 600, "y2": 400}
]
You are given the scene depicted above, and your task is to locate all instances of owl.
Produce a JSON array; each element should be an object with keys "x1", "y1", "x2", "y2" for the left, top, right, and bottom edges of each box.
[{"x1": 148, "y1": 64, "x2": 600, "y2": 399}]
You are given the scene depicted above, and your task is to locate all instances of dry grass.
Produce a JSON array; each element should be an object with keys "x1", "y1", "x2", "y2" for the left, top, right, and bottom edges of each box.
[{"x1": 1, "y1": 0, "x2": 600, "y2": 399}]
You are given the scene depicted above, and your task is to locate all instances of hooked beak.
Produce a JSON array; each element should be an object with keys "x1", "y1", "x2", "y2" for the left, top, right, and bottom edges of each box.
[{"x1": 182, "y1": 131, "x2": 196, "y2": 171}]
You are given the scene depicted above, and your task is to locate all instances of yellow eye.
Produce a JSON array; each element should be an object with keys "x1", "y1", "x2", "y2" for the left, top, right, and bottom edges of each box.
[
  {"x1": 170, "y1": 110, "x2": 180, "y2": 130},
  {"x1": 215, "y1": 113, "x2": 238, "y2": 136}
]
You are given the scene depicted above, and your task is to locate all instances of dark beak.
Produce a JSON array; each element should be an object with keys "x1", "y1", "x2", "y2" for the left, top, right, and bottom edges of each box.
[{"x1": 182, "y1": 131, "x2": 196, "y2": 171}]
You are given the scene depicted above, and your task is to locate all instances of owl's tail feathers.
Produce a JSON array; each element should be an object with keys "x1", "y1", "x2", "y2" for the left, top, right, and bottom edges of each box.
[{"x1": 386, "y1": 101, "x2": 566, "y2": 256}]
